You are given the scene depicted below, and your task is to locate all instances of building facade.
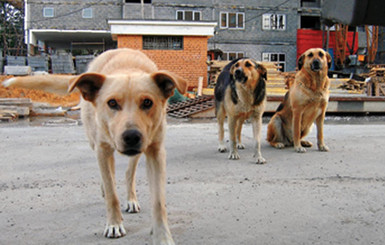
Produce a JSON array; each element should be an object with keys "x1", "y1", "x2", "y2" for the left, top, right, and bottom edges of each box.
[{"x1": 25, "y1": 0, "x2": 371, "y2": 74}]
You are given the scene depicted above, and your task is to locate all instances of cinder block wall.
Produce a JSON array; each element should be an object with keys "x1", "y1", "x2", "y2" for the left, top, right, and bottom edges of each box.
[{"x1": 117, "y1": 35, "x2": 209, "y2": 88}]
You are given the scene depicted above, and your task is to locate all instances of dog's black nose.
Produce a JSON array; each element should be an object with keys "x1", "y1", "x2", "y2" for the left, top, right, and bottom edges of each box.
[
  {"x1": 311, "y1": 59, "x2": 321, "y2": 71},
  {"x1": 234, "y1": 68, "x2": 246, "y2": 82},
  {"x1": 122, "y1": 129, "x2": 142, "y2": 155}
]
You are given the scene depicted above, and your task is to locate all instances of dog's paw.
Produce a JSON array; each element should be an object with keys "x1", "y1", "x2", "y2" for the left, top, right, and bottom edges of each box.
[
  {"x1": 237, "y1": 143, "x2": 245, "y2": 149},
  {"x1": 295, "y1": 146, "x2": 307, "y2": 153},
  {"x1": 274, "y1": 142, "x2": 285, "y2": 149},
  {"x1": 103, "y1": 223, "x2": 126, "y2": 238},
  {"x1": 255, "y1": 156, "x2": 266, "y2": 164},
  {"x1": 125, "y1": 200, "x2": 141, "y2": 213},
  {"x1": 301, "y1": 140, "x2": 313, "y2": 147},
  {"x1": 218, "y1": 144, "x2": 227, "y2": 153},
  {"x1": 318, "y1": 144, "x2": 329, "y2": 152},
  {"x1": 228, "y1": 151, "x2": 240, "y2": 160},
  {"x1": 152, "y1": 229, "x2": 175, "y2": 245}
]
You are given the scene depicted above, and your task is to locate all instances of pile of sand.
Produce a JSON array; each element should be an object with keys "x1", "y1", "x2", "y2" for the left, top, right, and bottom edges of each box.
[{"x1": 0, "y1": 75, "x2": 80, "y2": 107}]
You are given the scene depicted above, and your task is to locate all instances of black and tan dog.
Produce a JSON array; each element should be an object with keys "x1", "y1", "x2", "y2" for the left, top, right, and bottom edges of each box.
[
  {"x1": 214, "y1": 58, "x2": 267, "y2": 164},
  {"x1": 3, "y1": 48, "x2": 187, "y2": 244},
  {"x1": 267, "y1": 48, "x2": 331, "y2": 153}
]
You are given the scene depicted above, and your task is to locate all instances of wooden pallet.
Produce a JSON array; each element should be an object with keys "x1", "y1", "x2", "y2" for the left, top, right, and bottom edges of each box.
[{"x1": 167, "y1": 96, "x2": 214, "y2": 118}]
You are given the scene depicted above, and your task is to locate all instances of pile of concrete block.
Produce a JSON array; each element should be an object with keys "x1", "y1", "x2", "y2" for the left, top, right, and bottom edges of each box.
[
  {"x1": 4, "y1": 56, "x2": 31, "y2": 75},
  {"x1": 75, "y1": 55, "x2": 94, "y2": 74},
  {"x1": 6, "y1": 56, "x2": 27, "y2": 66},
  {"x1": 51, "y1": 54, "x2": 75, "y2": 74},
  {"x1": 28, "y1": 56, "x2": 49, "y2": 72}
]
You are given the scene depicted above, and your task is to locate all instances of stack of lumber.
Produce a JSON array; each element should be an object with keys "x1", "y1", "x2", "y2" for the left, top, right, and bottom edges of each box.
[
  {"x1": 206, "y1": 60, "x2": 287, "y2": 95},
  {"x1": 366, "y1": 67, "x2": 385, "y2": 96},
  {"x1": 0, "y1": 98, "x2": 32, "y2": 121}
]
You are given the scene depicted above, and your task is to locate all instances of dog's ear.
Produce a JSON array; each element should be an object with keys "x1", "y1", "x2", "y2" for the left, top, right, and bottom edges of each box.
[
  {"x1": 257, "y1": 63, "x2": 267, "y2": 80},
  {"x1": 297, "y1": 54, "x2": 305, "y2": 70},
  {"x1": 326, "y1": 52, "x2": 332, "y2": 69},
  {"x1": 152, "y1": 71, "x2": 187, "y2": 99},
  {"x1": 68, "y1": 73, "x2": 106, "y2": 102}
]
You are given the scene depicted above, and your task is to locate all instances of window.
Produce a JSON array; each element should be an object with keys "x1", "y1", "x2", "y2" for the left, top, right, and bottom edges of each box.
[
  {"x1": 82, "y1": 8, "x2": 93, "y2": 18},
  {"x1": 220, "y1": 12, "x2": 244, "y2": 29},
  {"x1": 222, "y1": 52, "x2": 244, "y2": 61},
  {"x1": 262, "y1": 14, "x2": 286, "y2": 30},
  {"x1": 143, "y1": 36, "x2": 183, "y2": 50},
  {"x1": 176, "y1": 10, "x2": 201, "y2": 21},
  {"x1": 43, "y1": 7, "x2": 54, "y2": 18},
  {"x1": 262, "y1": 53, "x2": 286, "y2": 71},
  {"x1": 300, "y1": 16, "x2": 320, "y2": 29}
]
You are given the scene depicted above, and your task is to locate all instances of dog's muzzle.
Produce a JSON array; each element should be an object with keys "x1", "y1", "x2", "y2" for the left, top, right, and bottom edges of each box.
[
  {"x1": 121, "y1": 129, "x2": 142, "y2": 156},
  {"x1": 311, "y1": 59, "x2": 322, "y2": 72},
  {"x1": 234, "y1": 69, "x2": 247, "y2": 83}
]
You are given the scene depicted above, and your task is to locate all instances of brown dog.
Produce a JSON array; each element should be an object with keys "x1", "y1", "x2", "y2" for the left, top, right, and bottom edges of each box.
[
  {"x1": 214, "y1": 58, "x2": 267, "y2": 164},
  {"x1": 267, "y1": 48, "x2": 331, "y2": 153},
  {"x1": 3, "y1": 48, "x2": 187, "y2": 244}
]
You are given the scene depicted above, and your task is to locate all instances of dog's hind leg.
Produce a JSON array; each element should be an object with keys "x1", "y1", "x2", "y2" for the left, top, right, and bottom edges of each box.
[
  {"x1": 125, "y1": 154, "x2": 141, "y2": 213},
  {"x1": 252, "y1": 112, "x2": 266, "y2": 164},
  {"x1": 217, "y1": 106, "x2": 227, "y2": 152},
  {"x1": 236, "y1": 118, "x2": 246, "y2": 149},
  {"x1": 97, "y1": 144, "x2": 126, "y2": 238},
  {"x1": 145, "y1": 145, "x2": 174, "y2": 245},
  {"x1": 267, "y1": 115, "x2": 286, "y2": 149}
]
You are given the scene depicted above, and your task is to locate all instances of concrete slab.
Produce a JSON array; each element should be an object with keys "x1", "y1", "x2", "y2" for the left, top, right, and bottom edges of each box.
[{"x1": 1, "y1": 121, "x2": 385, "y2": 244}]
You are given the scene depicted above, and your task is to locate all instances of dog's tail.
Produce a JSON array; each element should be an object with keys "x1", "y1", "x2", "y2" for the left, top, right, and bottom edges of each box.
[{"x1": 2, "y1": 75, "x2": 77, "y2": 94}]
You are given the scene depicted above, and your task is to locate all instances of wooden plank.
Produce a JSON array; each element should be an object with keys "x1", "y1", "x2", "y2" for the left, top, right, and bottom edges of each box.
[
  {"x1": 0, "y1": 98, "x2": 33, "y2": 109},
  {"x1": 0, "y1": 105, "x2": 30, "y2": 117},
  {"x1": 0, "y1": 109, "x2": 18, "y2": 121}
]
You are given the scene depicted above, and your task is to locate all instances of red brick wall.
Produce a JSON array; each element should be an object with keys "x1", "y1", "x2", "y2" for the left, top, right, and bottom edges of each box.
[{"x1": 117, "y1": 35, "x2": 209, "y2": 88}]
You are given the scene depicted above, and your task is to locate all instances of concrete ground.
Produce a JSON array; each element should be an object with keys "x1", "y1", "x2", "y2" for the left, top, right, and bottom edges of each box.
[{"x1": 1, "y1": 117, "x2": 385, "y2": 245}]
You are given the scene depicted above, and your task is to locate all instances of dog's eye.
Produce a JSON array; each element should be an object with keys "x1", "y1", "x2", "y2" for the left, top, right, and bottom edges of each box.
[
  {"x1": 235, "y1": 63, "x2": 239, "y2": 68},
  {"x1": 141, "y1": 98, "x2": 153, "y2": 110},
  {"x1": 319, "y1": 52, "x2": 324, "y2": 58},
  {"x1": 308, "y1": 53, "x2": 314, "y2": 58},
  {"x1": 107, "y1": 99, "x2": 121, "y2": 110},
  {"x1": 245, "y1": 62, "x2": 252, "y2": 67}
]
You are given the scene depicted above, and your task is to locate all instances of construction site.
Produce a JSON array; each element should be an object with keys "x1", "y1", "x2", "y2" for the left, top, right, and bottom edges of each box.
[
  {"x1": 2, "y1": 1, "x2": 385, "y2": 245},
  {"x1": 1, "y1": 1, "x2": 385, "y2": 121}
]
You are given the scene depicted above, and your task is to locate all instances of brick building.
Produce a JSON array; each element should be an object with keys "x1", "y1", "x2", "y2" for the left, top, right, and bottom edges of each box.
[
  {"x1": 23, "y1": 0, "x2": 371, "y2": 83},
  {"x1": 108, "y1": 20, "x2": 216, "y2": 88}
]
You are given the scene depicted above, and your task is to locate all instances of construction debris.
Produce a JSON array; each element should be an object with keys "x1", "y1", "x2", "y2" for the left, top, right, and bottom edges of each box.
[
  {"x1": 0, "y1": 98, "x2": 32, "y2": 121},
  {"x1": 366, "y1": 67, "x2": 385, "y2": 96},
  {"x1": 167, "y1": 96, "x2": 214, "y2": 118},
  {"x1": 338, "y1": 79, "x2": 366, "y2": 93}
]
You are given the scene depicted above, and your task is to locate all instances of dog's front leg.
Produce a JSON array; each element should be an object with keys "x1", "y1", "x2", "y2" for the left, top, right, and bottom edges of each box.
[
  {"x1": 251, "y1": 113, "x2": 266, "y2": 164},
  {"x1": 145, "y1": 145, "x2": 174, "y2": 245},
  {"x1": 292, "y1": 109, "x2": 306, "y2": 153},
  {"x1": 228, "y1": 116, "x2": 240, "y2": 160},
  {"x1": 315, "y1": 110, "x2": 329, "y2": 152},
  {"x1": 125, "y1": 155, "x2": 141, "y2": 213},
  {"x1": 97, "y1": 143, "x2": 126, "y2": 238}
]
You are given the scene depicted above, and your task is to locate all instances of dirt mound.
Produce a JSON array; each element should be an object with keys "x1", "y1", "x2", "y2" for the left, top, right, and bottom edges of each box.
[{"x1": 0, "y1": 75, "x2": 80, "y2": 107}]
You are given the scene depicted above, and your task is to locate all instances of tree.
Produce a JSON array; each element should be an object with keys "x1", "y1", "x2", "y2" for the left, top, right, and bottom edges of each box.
[{"x1": 0, "y1": 1, "x2": 25, "y2": 56}]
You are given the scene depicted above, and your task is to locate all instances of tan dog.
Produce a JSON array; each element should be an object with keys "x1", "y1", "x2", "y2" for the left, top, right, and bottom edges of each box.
[
  {"x1": 267, "y1": 48, "x2": 331, "y2": 153},
  {"x1": 214, "y1": 58, "x2": 267, "y2": 164},
  {"x1": 3, "y1": 48, "x2": 187, "y2": 244}
]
